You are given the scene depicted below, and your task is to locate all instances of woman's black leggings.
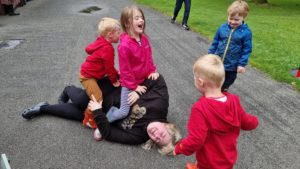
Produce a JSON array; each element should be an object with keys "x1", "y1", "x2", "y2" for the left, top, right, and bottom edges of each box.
[{"x1": 40, "y1": 85, "x2": 89, "y2": 121}]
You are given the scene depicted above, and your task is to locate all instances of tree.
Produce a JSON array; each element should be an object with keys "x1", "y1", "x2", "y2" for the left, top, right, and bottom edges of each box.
[{"x1": 252, "y1": 0, "x2": 268, "y2": 4}]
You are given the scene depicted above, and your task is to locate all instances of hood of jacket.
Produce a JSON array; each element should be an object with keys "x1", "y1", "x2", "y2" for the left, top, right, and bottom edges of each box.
[
  {"x1": 199, "y1": 92, "x2": 242, "y2": 133},
  {"x1": 85, "y1": 36, "x2": 111, "y2": 55}
]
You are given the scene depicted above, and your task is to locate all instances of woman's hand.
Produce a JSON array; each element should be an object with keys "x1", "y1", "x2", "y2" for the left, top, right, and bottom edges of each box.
[
  {"x1": 128, "y1": 91, "x2": 140, "y2": 106},
  {"x1": 135, "y1": 85, "x2": 147, "y2": 95},
  {"x1": 237, "y1": 66, "x2": 246, "y2": 73},
  {"x1": 113, "y1": 80, "x2": 120, "y2": 87},
  {"x1": 88, "y1": 95, "x2": 103, "y2": 111},
  {"x1": 148, "y1": 72, "x2": 159, "y2": 80}
]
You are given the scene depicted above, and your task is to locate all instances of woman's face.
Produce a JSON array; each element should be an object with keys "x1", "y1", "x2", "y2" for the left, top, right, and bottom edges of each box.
[
  {"x1": 131, "y1": 8, "x2": 144, "y2": 36},
  {"x1": 147, "y1": 122, "x2": 172, "y2": 146}
]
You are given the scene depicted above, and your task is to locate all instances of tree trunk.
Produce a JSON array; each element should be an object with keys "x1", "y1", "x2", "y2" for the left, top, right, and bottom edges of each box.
[{"x1": 253, "y1": 0, "x2": 268, "y2": 4}]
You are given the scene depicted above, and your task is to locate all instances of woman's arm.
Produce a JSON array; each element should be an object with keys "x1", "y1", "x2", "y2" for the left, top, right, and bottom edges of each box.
[{"x1": 89, "y1": 95, "x2": 148, "y2": 145}]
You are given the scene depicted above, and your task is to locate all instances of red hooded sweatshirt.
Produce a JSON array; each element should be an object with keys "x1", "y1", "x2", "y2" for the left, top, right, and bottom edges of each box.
[
  {"x1": 175, "y1": 92, "x2": 259, "y2": 169},
  {"x1": 80, "y1": 36, "x2": 118, "y2": 84},
  {"x1": 118, "y1": 33, "x2": 156, "y2": 90}
]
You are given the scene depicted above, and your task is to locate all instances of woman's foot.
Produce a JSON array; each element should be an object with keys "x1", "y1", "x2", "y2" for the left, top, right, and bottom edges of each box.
[
  {"x1": 22, "y1": 102, "x2": 49, "y2": 119},
  {"x1": 93, "y1": 128, "x2": 102, "y2": 141}
]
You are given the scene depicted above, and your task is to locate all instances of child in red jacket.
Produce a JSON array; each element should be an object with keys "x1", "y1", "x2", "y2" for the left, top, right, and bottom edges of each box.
[
  {"x1": 173, "y1": 54, "x2": 259, "y2": 169},
  {"x1": 78, "y1": 17, "x2": 121, "y2": 129}
]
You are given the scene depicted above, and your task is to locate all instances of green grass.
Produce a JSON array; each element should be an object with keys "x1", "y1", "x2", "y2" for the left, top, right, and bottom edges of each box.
[{"x1": 135, "y1": 0, "x2": 300, "y2": 91}]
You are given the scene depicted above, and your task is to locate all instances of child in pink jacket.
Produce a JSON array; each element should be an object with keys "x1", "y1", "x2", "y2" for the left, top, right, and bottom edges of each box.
[
  {"x1": 174, "y1": 54, "x2": 259, "y2": 169},
  {"x1": 106, "y1": 5, "x2": 159, "y2": 122}
]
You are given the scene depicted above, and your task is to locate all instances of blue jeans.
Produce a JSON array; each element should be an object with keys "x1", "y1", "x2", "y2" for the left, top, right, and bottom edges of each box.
[{"x1": 173, "y1": 0, "x2": 191, "y2": 25}]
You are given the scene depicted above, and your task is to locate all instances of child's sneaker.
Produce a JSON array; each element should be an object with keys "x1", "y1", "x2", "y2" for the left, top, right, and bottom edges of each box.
[
  {"x1": 82, "y1": 111, "x2": 97, "y2": 129},
  {"x1": 93, "y1": 128, "x2": 102, "y2": 141},
  {"x1": 186, "y1": 162, "x2": 197, "y2": 169}
]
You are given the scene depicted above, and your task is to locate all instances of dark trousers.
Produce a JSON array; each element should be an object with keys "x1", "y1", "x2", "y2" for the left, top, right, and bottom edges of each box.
[
  {"x1": 222, "y1": 71, "x2": 237, "y2": 91},
  {"x1": 173, "y1": 0, "x2": 191, "y2": 25}
]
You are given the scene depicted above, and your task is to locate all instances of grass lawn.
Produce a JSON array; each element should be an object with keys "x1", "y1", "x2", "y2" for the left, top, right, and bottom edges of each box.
[{"x1": 135, "y1": 0, "x2": 300, "y2": 91}]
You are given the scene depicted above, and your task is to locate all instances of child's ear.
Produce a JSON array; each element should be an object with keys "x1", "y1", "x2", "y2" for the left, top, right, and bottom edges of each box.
[{"x1": 197, "y1": 77, "x2": 204, "y2": 86}]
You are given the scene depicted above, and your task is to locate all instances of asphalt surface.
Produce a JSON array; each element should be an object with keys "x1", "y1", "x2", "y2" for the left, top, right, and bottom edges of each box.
[{"x1": 0, "y1": 0, "x2": 299, "y2": 168}]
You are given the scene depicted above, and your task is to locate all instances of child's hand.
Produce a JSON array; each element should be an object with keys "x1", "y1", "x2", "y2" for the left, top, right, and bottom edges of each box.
[
  {"x1": 135, "y1": 85, "x2": 147, "y2": 95},
  {"x1": 237, "y1": 66, "x2": 246, "y2": 73},
  {"x1": 128, "y1": 91, "x2": 140, "y2": 106},
  {"x1": 88, "y1": 95, "x2": 102, "y2": 111},
  {"x1": 173, "y1": 150, "x2": 177, "y2": 156},
  {"x1": 148, "y1": 72, "x2": 159, "y2": 80},
  {"x1": 113, "y1": 80, "x2": 120, "y2": 87}
]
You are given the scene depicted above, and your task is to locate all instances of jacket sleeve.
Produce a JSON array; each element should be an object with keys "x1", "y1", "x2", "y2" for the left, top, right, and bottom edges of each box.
[
  {"x1": 238, "y1": 30, "x2": 252, "y2": 67},
  {"x1": 238, "y1": 99, "x2": 259, "y2": 130},
  {"x1": 208, "y1": 27, "x2": 221, "y2": 54},
  {"x1": 102, "y1": 46, "x2": 118, "y2": 84},
  {"x1": 144, "y1": 36, "x2": 156, "y2": 76},
  {"x1": 175, "y1": 106, "x2": 208, "y2": 156},
  {"x1": 118, "y1": 45, "x2": 138, "y2": 90}
]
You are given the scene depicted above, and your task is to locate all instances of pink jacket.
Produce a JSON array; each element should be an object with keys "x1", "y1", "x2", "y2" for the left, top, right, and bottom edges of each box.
[{"x1": 118, "y1": 33, "x2": 156, "y2": 90}]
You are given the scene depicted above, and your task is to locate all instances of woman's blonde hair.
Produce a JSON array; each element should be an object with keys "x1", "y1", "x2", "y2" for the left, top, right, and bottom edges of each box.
[
  {"x1": 98, "y1": 17, "x2": 120, "y2": 37},
  {"x1": 120, "y1": 5, "x2": 146, "y2": 37},
  {"x1": 193, "y1": 54, "x2": 225, "y2": 88},
  {"x1": 142, "y1": 122, "x2": 181, "y2": 155},
  {"x1": 227, "y1": 0, "x2": 249, "y2": 18}
]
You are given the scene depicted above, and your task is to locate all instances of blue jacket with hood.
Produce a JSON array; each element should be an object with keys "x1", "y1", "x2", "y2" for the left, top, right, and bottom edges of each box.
[{"x1": 208, "y1": 22, "x2": 252, "y2": 71}]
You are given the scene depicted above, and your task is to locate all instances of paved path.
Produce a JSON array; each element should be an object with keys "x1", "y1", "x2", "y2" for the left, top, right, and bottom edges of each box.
[{"x1": 0, "y1": 0, "x2": 299, "y2": 168}]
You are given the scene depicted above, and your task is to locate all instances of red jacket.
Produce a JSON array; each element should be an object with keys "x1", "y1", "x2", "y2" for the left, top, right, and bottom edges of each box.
[
  {"x1": 175, "y1": 92, "x2": 259, "y2": 169},
  {"x1": 118, "y1": 33, "x2": 156, "y2": 90},
  {"x1": 80, "y1": 36, "x2": 118, "y2": 84}
]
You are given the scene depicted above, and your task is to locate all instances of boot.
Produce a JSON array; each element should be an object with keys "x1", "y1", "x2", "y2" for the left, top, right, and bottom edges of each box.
[
  {"x1": 7, "y1": 5, "x2": 20, "y2": 16},
  {"x1": 82, "y1": 110, "x2": 97, "y2": 129},
  {"x1": 22, "y1": 102, "x2": 49, "y2": 119}
]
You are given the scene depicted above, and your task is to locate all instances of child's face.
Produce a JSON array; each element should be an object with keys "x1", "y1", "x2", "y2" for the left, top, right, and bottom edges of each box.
[
  {"x1": 228, "y1": 14, "x2": 244, "y2": 29},
  {"x1": 131, "y1": 8, "x2": 144, "y2": 36},
  {"x1": 147, "y1": 122, "x2": 172, "y2": 146},
  {"x1": 109, "y1": 26, "x2": 122, "y2": 43}
]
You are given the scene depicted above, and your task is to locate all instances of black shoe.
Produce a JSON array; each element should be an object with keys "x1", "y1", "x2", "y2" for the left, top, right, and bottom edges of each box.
[
  {"x1": 171, "y1": 17, "x2": 175, "y2": 24},
  {"x1": 22, "y1": 102, "x2": 49, "y2": 119},
  {"x1": 8, "y1": 12, "x2": 20, "y2": 16},
  {"x1": 182, "y1": 24, "x2": 190, "y2": 30},
  {"x1": 58, "y1": 90, "x2": 69, "y2": 104}
]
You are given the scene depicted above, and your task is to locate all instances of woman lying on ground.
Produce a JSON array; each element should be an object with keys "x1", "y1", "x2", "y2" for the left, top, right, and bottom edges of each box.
[{"x1": 21, "y1": 75, "x2": 181, "y2": 155}]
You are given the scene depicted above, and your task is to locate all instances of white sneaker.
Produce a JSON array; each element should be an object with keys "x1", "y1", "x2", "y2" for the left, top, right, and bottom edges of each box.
[{"x1": 93, "y1": 128, "x2": 102, "y2": 141}]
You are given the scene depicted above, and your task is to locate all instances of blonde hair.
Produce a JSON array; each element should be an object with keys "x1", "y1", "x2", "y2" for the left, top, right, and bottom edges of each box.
[
  {"x1": 120, "y1": 5, "x2": 146, "y2": 37},
  {"x1": 193, "y1": 54, "x2": 225, "y2": 88},
  {"x1": 98, "y1": 17, "x2": 120, "y2": 37},
  {"x1": 141, "y1": 122, "x2": 181, "y2": 155},
  {"x1": 227, "y1": 0, "x2": 249, "y2": 18}
]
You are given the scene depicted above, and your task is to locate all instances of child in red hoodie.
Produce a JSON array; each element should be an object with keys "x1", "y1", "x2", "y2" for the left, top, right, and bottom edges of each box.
[
  {"x1": 173, "y1": 54, "x2": 259, "y2": 169},
  {"x1": 79, "y1": 17, "x2": 121, "y2": 129}
]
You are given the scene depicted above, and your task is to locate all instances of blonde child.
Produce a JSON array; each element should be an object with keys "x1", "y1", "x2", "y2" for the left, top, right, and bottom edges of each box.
[
  {"x1": 208, "y1": 0, "x2": 252, "y2": 92},
  {"x1": 173, "y1": 54, "x2": 259, "y2": 169},
  {"x1": 78, "y1": 17, "x2": 121, "y2": 128},
  {"x1": 105, "y1": 5, "x2": 159, "y2": 123}
]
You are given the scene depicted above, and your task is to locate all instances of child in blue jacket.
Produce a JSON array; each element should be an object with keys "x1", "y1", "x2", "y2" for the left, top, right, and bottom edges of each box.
[{"x1": 208, "y1": 0, "x2": 252, "y2": 91}]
